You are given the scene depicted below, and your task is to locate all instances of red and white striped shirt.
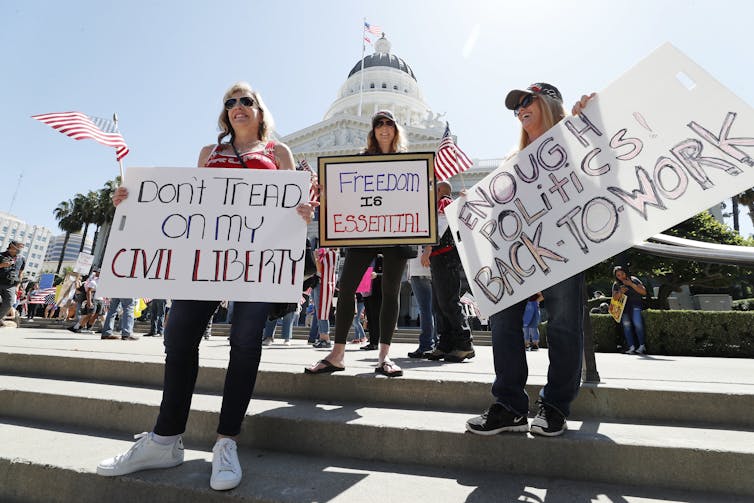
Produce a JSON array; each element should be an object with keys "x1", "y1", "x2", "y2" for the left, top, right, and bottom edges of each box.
[{"x1": 317, "y1": 248, "x2": 339, "y2": 321}]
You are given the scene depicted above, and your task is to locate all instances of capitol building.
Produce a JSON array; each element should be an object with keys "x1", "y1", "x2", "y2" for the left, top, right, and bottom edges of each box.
[{"x1": 281, "y1": 34, "x2": 500, "y2": 191}]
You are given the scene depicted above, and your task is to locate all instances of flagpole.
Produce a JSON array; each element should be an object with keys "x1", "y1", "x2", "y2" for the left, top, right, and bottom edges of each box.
[
  {"x1": 358, "y1": 18, "x2": 367, "y2": 117},
  {"x1": 113, "y1": 112, "x2": 125, "y2": 183}
]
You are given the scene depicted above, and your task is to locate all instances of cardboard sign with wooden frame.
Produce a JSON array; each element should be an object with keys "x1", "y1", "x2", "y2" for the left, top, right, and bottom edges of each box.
[{"x1": 318, "y1": 152, "x2": 438, "y2": 247}]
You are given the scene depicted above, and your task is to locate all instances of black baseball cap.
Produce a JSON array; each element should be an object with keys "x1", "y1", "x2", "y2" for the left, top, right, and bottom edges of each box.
[
  {"x1": 372, "y1": 110, "x2": 396, "y2": 125},
  {"x1": 8, "y1": 240, "x2": 23, "y2": 247},
  {"x1": 505, "y1": 83, "x2": 563, "y2": 110}
]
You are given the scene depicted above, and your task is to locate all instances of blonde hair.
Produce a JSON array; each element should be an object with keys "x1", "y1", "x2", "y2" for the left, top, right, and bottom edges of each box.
[
  {"x1": 364, "y1": 122, "x2": 408, "y2": 154},
  {"x1": 217, "y1": 81, "x2": 275, "y2": 144},
  {"x1": 517, "y1": 94, "x2": 566, "y2": 151}
]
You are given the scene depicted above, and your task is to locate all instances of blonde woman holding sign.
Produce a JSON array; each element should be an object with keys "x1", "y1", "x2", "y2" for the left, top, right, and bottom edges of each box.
[
  {"x1": 305, "y1": 110, "x2": 414, "y2": 377},
  {"x1": 466, "y1": 83, "x2": 587, "y2": 438},
  {"x1": 98, "y1": 82, "x2": 316, "y2": 491}
]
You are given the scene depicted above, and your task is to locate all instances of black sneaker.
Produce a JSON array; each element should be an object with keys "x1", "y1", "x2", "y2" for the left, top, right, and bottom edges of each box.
[
  {"x1": 408, "y1": 348, "x2": 431, "y2": 359},
  {"x1": 68, "y1": 326, "x2": 81, "y2": 333},
  {"x1": 466, "y1": 403, "x2": 529, "y2": 435},
  {"x1": 313, "y1": 339, "x2": 332, "y2": 349},
  {"x1": 444, "y1": 347, "x2": 476, "y2": 363},
  {"x1": 425, "y1": 348, "x2": 448, "y2": 361},
  {"x1": 529, "y1": 400, "x2": 567, "y2": 437}
]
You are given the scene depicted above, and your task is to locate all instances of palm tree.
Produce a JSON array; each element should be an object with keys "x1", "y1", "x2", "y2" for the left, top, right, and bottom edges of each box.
[
  {"x1": 72, "y1": 192, "x2": 98, "y2": 253},
  {"x1": 53, "y1": 200, "x2": 83, "y2": 274},
  {"x1": 90, "y1": 179, "x2": 119, "y2": 253}
]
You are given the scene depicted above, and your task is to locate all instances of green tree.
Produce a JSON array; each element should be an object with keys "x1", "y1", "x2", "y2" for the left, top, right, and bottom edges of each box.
[
  {"x1": 72, "y1": 192, "x2": 99, "y2": 253},
  {"x1": 52, "y1": 199, "x2": 83, "y2": 274},
  {"x1": 586, "y1": 211, "x2": 754, "y2": 309}
]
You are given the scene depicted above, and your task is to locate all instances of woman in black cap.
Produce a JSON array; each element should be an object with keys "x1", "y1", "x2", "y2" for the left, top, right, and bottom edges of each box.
[
  {"x1": 305, "y1": 110, "x2": 412, "y2": 377},
  {"x1": 466, "y1": 83, "x2": 589, "y2": 437}
]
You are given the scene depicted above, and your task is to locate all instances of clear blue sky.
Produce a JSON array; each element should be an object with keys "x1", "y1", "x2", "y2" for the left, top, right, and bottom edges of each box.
[{"x1": 2, "y1": 0, "x2": 753, "y2": 237}]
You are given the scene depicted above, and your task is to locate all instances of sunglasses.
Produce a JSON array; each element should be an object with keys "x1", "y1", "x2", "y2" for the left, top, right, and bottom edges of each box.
[
  {"x1": 373, "y1": 119, "x2": 395, "y2": 128},
  {"x1": 514, "y1": 94, "x2": 537, "y2": 117},
  {"x1": 224, "y1": 96, "x2": 255, "y2": 110}
]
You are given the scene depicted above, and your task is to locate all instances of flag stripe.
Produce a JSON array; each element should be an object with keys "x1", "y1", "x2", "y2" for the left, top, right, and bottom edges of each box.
[
  {"x1": 32, "y1": 111, "x2": 130, "y2": 161},
  {"x1": 434, "y1": 124, "x2": 473, "y2": 181}
]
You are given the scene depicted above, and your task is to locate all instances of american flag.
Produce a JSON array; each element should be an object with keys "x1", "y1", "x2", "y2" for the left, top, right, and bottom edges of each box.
[
  {"x1": 32, "y1": 112, "x2": 130, "y2": 161},
  {"x1": 434, "y1": 123, "x2": 473, "y2": 182},
  {"x1": 299, "y1": 158, "x2": 319, "y2": 203},
  {"x1": 364, "y1": 21, "x2": 382, "y2": 35},
  {"x1": 364, "y1": 36, "x2": 372, "y2": 45},
  {"x1": 29, "y1": 287, "x2": 56, "y2": 304}
]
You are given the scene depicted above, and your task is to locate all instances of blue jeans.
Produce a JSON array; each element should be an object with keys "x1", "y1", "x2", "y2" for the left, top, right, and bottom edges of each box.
[
  {"x1": 102, "y1": 298, "x2": 136, "y2": 336},
  {"x1": 309, "y1": 281, "x2": 330, "y2": 337},
  {"x1": 154, "y1": 300, "x2": 269, "y2": 436},
  {"x1": 490, "y1": 273, "x2": 584, "y2": 417},
  {"x1": 149, "y1": 299, "x2": 166, "y2": 335},
  {"x1": 621, "y1": 306, "x2": 645, "y2": 347},
  {"x1": 523, "y1": 326, "x2": 540, "y2": 344},
  {"x1": 410, "y1": 276, "x2": 436, "y2": 351},
  {"x1": 264, "y1": 311, "x2": 295, "y2": 341},
  {"x1": 350, "y1": 300, "x2": 366, "y2": 341}
]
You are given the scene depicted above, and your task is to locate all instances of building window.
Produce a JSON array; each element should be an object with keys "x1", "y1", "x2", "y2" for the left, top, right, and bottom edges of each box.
[
  {"x1": 381, "y1": 83, "x2": 387, "y2": 89},
  {"x1": 370, "y1": 83, "x2": 375, "y2": 89},
  {"x1": 393, "y1": 85, "x2": 398, "y2": 90}
]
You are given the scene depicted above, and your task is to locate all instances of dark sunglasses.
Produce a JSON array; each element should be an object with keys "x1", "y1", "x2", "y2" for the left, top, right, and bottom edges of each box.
[
  {"x1": 224, "y1": 96, "x2": 255, "y2": 110},
  {"x1": 373, "y1": 119, "x2": 395, "y2": 128},
  {"x1": 514, "y1": 94, "x2": 536, "y2": 117}
]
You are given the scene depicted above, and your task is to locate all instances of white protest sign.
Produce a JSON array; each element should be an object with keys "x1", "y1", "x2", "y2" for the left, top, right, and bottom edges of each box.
[
  {"x1": 97, "y1": 167, "x2": 310, "y2": 302},
  {"x1": 318, "y1": 153, "x2": 437, "y2": 247},
  {"x1": 73, "y1": 252, "x2": 94, "y2": 274},
  {"x1": 446, "y1": 43, "x2": 754, "y2": 318}
]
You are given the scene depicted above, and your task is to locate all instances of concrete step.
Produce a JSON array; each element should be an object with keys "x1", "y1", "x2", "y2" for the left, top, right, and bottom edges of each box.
[
  {"x1": 15, "y1": 318, "x2": 494, "y2": 345},
  {"x1": 2, "y1": 421, "x2": 742, "y2": 503},
  {"x1": 1, "y1": 374, "x2": 753, "y2": 497},
  {"x1": 2, "y1": 350, "x2": 753, "y2": 429}
]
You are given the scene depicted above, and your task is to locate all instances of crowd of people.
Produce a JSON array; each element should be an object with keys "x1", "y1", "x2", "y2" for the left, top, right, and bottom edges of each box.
[{"x1": 1, "y1": 80, "x2": 647, "y2": 492}]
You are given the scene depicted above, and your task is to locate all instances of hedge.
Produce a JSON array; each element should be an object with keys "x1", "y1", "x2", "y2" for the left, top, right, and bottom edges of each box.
[{"x1": 538, "y1": 310, "x2": 754, "y2": 358}]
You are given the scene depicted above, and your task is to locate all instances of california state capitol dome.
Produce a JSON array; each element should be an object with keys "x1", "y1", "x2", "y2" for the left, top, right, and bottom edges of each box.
[{"x1": 281, "y1": 33, "x2": 499, "y2": 199}]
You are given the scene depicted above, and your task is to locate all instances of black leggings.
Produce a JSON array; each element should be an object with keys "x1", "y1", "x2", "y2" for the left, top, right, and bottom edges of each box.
[{"x1": 334, "y1": 248, "x2": 407, "y2": 345}]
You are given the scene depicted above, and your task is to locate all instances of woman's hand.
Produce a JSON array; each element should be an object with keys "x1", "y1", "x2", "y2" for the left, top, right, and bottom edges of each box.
[
  {"x1": 572, "y1": 93, "x2": 597, "y2": 116},
  {"x1": 111, "y1": 186, "x2": 129, "y2": 207},
  {"x1": 420, "y1": 246, "x2": 432, "y2": 268},
  {"x1": 296, "y1": 201, "x2": 319, "y2": 224}
]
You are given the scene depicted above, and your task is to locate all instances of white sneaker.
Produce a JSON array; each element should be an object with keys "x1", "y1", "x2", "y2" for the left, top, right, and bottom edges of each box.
[
  {"x1": 283, "y1": 340, "x2": 292, "y2": 346},
  {"x1": 262, "y1": 337, "x2": 273, "y2": 346},
  {"x1": 624, "y1": 346, "x2": 636, "y2": 354},
  {"x1": 636, "y1": 344, "x2": 647, "y2": 355},
  {"x1": 210, "y1": 438, "x2": 242, "y2": 491},
  {"x1": 97, "y1": 432, "x2": 184, "y2": 476}
]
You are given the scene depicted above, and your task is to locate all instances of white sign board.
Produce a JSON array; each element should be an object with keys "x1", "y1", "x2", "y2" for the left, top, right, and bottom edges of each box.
[
  {"x1": 73, "y1": 252, "x2": 94, "y2": 275},
  {"x1": 318, "y1": 153, "x2": 437, "y2": 247},
  {"x1": 446, "y1": 43, "x2": 754, "y2": 318},
  {"x1": 97, "y1": 167, "x2": 309, "y2": 302}
]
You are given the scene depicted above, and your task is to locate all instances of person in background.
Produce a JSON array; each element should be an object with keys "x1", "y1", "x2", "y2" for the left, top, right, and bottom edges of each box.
[
  {"x1": 612, "y1": 265, "x2": 648, "y2": 355},
  {"x1": 146, "y1": 299, "x2": 167, "y2": 337},
  {"x1": 311, "y1": 247, "x2": 339, "y2": 349},
  {"x1": 407, "y1": 246, "x2": 435, "y2": 358},
  {"x1": 97, "y1": 81, "x2": 316, "y2": 491},
  {"x1": 467, "y1": 83, "x2": 586, "y2": 438},
  {"x1": 422, "y1": 181, "x2": 474, "y2": 363},
  {"x1": 523, "y1": 293, "x2": 544, "y2": 351},
  {"x1": 0, "y1": 240, "x2": 25, "y2": 327}
]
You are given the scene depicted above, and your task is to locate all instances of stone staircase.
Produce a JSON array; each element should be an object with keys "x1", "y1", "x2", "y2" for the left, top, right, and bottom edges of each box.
[{"x1": 0, "y1": 327, "x2": 752, "y2": 502}]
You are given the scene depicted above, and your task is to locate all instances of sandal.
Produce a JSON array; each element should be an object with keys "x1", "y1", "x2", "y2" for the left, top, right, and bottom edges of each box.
[
  {"x1": 375, "y1": 360, "x2": 403, "y2": 378},
  {"x1": 304, "y1": 358, "x2": 345, "y2": 375}
]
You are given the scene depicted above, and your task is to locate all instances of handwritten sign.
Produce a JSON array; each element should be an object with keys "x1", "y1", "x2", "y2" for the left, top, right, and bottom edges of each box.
[
  {"x1": 73, "y1": 252, "x2": 94, "y2": 275},
  {"x1": 97, "y1": 167, "x2": 309, "y2": 302},
  {"x1": 446, "y1": 43, "x2": 754, "y2": 318},
  {"x1": 318, "y1": 153, "x2": 437, "y2": 247}
]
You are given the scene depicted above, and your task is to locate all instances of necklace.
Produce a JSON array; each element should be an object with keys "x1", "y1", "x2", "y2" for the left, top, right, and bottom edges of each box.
[{"x1": 232, "y1": 139, "x2": 263, "y2": 152}]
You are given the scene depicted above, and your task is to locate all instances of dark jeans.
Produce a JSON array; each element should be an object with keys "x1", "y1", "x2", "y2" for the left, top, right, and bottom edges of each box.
[
  {"x1": 490, "y1": 273, "x2": 585, "y2": 417},
  {"x1": 430, "y1": 251, "x2": 472, "y2": 352},
  {"x1": 0, "y1": 283, "x2": 17, "y2": 320},
  {"x1": 334, "y1": 248, "x2": 407, "y2": 345},
  {"x1": 154, "y1": 299, "x2": 269, "y2": 437},
  {"x1": 409, "y1": 275, "x2": 435, "y2": 351},
  {"x1": 149, "y1": 299, "x2": 166, "y2": 335},
  {"x1": 621, "y1": 306, "x2": 646, "y2": 347}
]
